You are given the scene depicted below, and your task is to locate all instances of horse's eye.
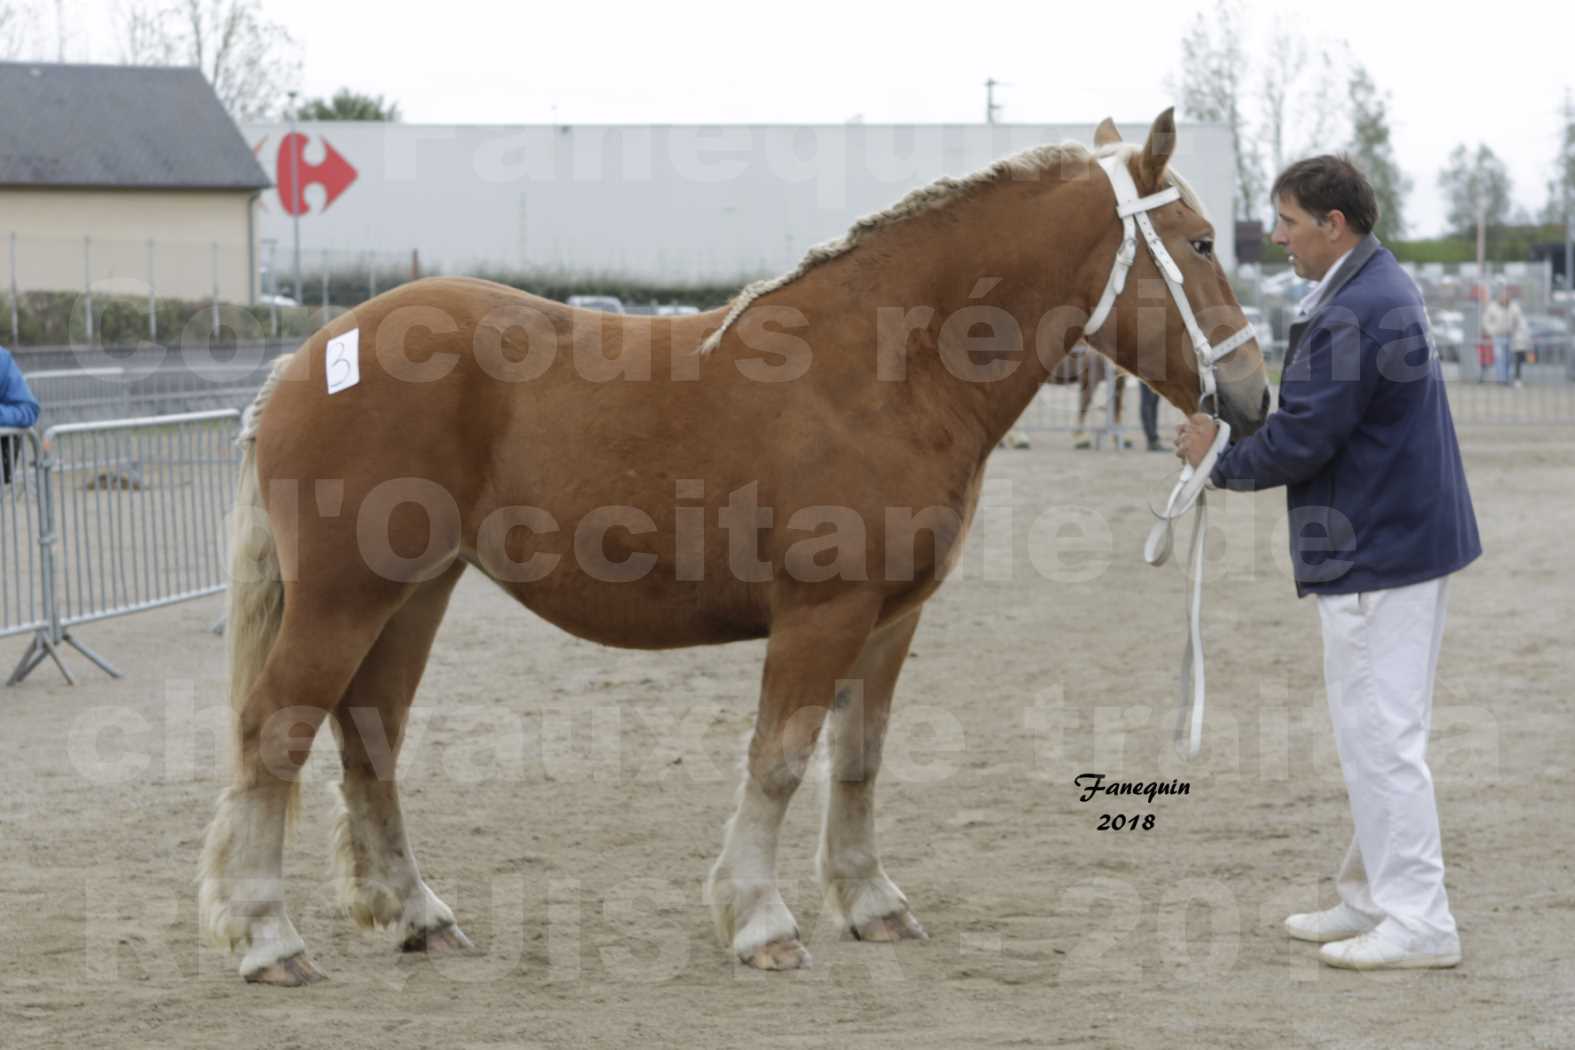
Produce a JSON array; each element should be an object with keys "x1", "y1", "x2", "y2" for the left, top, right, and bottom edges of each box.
[{"x1": 1191, "y1": 239, "x2": 1214, "y2": 259}]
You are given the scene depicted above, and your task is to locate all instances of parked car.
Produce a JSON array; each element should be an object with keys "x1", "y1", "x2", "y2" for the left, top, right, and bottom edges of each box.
[
  {"x1": 1523, "y1": 314, "x2": 1572, "y2": 371},
  {"x1": 655, "y1": 304, "x2": 700, "y2": 316},
  {"x1": 1259, "y1": 268, "x2": 1315, "y2": 301},
  {"x1": 259, "y1": 293, "x2": 300, "y2": 308},
  {"x1": 1240, "y1": 305, "x2": 1275, "y2": 358},
  {"x1": 566, "y1": 295, "x2": 625, "y2": 313},
  {"x1": 1430, "y1": 309, "x2": 1467, "y2": 362}
]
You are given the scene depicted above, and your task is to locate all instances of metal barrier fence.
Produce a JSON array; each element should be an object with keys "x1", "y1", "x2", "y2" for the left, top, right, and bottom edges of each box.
[
  {"x1": 2, "y1": 410, "x2": 241, "y2": 685},
  {"x1": 2, "y1": 428, "x2": 50, "y2": 644},
  {"x1": 16, "y1": 342, "x2": 293, "y2": 427},
  {"x1": 1013, "y1": 355, "x2": 1575, "y2": 442}
]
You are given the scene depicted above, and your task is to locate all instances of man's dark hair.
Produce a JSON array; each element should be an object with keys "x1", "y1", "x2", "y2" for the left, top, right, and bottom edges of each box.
[{"x1": 1271, "y1": 155, "x2": 1380, "y2": 236}]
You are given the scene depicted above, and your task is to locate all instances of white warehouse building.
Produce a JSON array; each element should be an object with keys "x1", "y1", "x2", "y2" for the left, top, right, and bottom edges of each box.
[{"x1": 241, "y1": 121, "x2": 1238, "y2": 290}]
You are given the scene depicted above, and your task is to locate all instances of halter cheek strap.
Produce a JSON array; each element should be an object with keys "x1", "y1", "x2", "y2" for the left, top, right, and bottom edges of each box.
[{"x1": 1083, "y1": 152, "x2": 1257, "y2": 761}]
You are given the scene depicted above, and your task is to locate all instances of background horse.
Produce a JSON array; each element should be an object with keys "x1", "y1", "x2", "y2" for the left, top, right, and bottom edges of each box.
[
  {"x1": 1048, "y1": 343, "x2": 1133, "y2": 448},
  {"x1": 1000, "y1": 342, "x2": 1129, "y2": 450},
  {"x1": 198, "y1": 110, "x2": 1268, "y2": 985}
]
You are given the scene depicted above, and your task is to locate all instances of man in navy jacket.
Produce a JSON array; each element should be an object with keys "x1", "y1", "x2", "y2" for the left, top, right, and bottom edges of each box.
[{"x1": 1177, "y1": 156, "x2": 1480, "y2": 971}]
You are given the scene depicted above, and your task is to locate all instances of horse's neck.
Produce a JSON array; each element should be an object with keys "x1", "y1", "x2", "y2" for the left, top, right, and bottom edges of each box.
[{"x1": 822, "y1": 174, "x2": 1108, "y2": 450}]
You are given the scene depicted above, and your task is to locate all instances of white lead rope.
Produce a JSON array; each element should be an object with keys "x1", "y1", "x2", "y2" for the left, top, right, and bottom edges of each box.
[{"x1": 1143, "y1": 420, "x2": 1231, "y2": 758}]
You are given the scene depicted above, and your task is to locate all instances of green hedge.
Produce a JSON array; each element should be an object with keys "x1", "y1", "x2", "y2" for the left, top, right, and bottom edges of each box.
[
  {"x1": 0, "y1": 290, "x2": 329, "y2": 347},
  {"x1": 2, "y1": 269, "x2": 757, "y2": 348}
]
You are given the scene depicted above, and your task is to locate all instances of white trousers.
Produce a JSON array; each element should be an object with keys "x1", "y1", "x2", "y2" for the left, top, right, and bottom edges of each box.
[{"x1": 1316, "y1": 576, "x2": 1459, "y2": 952}]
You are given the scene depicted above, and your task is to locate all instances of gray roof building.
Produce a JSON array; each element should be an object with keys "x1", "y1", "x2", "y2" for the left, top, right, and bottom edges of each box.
[{"x1": 0, "y1": 62, "x2": 271, "y2": 190}]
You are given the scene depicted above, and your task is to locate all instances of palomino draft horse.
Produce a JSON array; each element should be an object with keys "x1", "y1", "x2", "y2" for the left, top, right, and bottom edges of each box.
[{"x1": 199, "y1": 110, "x2": 1269, "y2": 984}]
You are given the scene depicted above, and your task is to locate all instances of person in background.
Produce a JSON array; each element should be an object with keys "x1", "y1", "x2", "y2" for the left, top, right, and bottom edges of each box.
[
  {"x1": 1139, "y1": 382, "x2": 1162, "y2": 451},
  {"x1": 1510, "y1": 301, "x2": 1532, "y2": 388},
  {"x1": 0, "y1": 342, "x2": 41, "y2": 484},
  {"x1": 1480, "y1": 287, "x2": 1523, "y2": 387}
]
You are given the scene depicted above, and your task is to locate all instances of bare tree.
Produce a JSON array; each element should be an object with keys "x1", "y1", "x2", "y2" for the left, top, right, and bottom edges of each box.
[
  {"x1": 1296, "y1": 41, "x2": 1351, "y2": 155},
  {"x1": 1347, "y1": 64, "x2": 1410, "y2": 242},
  {"x1": 115, "y1": 0, "x2": 175, "y2": 64},
  {"x1": 1259, "y1": 19, "x2": 1305, "y2": 177},
  {"x1": 1260, "y1": 21, "x2": 1351, "y2": 176},
  {"x1": 1542, "y1": 89, "x2": 1575, "y2": 227},
  {"x1": 1171, "y1": 0, "x2": 1263, "y2": 221},
  {"x1": 0, "y1": 0, "x2": 37, "y2": 58},
  {"x1": 118, "y1": 0, "x2": 301, "y2": 121}
]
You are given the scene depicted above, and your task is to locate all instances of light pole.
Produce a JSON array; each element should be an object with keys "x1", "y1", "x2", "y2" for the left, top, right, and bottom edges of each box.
[
  {"x1": 984, "y1": 78, "x2": 1006, "y2": 124},
  {"x1": 287, "y1": 90, "x2": 301, "y2": 305},
  {"x1": 1564, "y1": 178, "x2": 1572, "y2": 294}
]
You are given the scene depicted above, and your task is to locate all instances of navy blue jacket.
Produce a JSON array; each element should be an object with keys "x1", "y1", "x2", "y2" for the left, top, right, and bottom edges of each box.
[{"x1": 1210, "y1": 237, "x2": 1482, "y2": 597}]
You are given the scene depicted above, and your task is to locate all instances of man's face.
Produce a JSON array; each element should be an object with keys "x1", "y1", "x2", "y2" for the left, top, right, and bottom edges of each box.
[{"x1": 1270, "y1": 193, "x2": 1340, "y2": 281}]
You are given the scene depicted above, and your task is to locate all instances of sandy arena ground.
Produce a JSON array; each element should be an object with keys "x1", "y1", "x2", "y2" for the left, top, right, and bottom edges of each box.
[{"x1": 1, "y1": 426, "x2": 1571, "y2": 1049}]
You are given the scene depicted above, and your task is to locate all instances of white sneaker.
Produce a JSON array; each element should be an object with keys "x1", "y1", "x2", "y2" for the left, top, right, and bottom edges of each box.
[
  {"x1": 1318, "y1": 928, "x2": 1461, "y2": 971},
  {"x1": 1283, "y1": 903, "x2": 1378, "y2": 943}
]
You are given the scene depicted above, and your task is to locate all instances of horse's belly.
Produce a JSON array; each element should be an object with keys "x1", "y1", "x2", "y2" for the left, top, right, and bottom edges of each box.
[{"x1": 484, "y1": 568, "x2": 767, "y2": 650}]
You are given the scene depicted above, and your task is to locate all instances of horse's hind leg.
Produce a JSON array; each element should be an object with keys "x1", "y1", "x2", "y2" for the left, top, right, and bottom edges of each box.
[
  {"x1": 200, "y1": 586, "x2": 406, "y2": 985},
  {"x1": 706, "y1": 593, "x2": 882, "y2": 970},
  {"x1": 816, "y1": 610, "x2": 928, "y2": 943},
  {"x1": 329, "y1": 561, "x2": 471, "y2": 953}
]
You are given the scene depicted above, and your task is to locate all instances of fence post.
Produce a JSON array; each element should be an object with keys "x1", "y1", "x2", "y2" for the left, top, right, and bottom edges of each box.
[
  {"x1": 210, "y1": 241, "x2": 220, "y2": 338},
  {"x1": 321, "y1": 265, "x2": 329, "y2": 311},
  {"x1": 83, "y1": 235, "x2": 93, "y2": 343},
  {"x1": 147, "y1": 238, "x2": 157, "y2": 343},
  {"x1": 7, "y1": 232, "x2": 17, "y2": 346},
  {"x1": 369, "y1": 257, "x2": 377, "y2": 299},
  {"x1": 268, "y1": 240, "x2": 279, "y2": 337}
]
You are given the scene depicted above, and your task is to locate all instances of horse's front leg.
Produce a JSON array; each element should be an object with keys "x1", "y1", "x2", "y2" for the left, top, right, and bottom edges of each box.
[
  {"x1": 705, "y1": 593, "x2": 882, "y2": 970},
  {"x1": 816, "y1": 609, "x2": 928, "y2": 943}
]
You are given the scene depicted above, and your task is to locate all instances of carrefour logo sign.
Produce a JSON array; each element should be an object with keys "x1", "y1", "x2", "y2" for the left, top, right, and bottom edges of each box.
[{"x1": 253, "y1": 132, "x2": 358, "y2": 214}]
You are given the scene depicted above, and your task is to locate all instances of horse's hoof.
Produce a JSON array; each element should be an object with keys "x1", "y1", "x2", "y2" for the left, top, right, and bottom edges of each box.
[
  {"x1": 401, "y1": 923, "x2": 475, "y2": 954},
  {"x1": 742, "y1": 937, "x2": 812, "y2": 971},
  {"x1": 244, "y1": 953, "x2": 327, "y2": 987},
  {"x1": 852, "y1": 909, "x2": 929, "y2": 943}
]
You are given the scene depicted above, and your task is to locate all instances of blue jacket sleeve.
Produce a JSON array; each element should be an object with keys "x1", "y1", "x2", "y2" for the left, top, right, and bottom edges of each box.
[
  {"x1": 0, "y1": 353, "x2": 41, "y2": 429},
  {"x1": 1210, "y1": 317, "x2": 1377, "y2": 492}
]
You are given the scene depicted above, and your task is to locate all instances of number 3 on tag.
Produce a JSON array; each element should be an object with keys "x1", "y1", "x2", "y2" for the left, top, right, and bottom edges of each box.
[{"x1": 326, "y1": 329, "x2": 361, "y2": 395}]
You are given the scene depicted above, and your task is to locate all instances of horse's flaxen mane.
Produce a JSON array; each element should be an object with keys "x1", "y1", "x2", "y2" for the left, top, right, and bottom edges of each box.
[
  {"x1": 698, "y1": 142, "x2": 1089, "y2": 353},
  {"x1": 699, "y1": 141, "x2": 1209, "y2": 354}
]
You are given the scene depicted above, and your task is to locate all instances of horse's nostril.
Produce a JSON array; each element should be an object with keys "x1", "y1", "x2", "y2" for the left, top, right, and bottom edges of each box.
[{"x1": 1260, "y1": 388, "x2": 1271, "y2": 416}]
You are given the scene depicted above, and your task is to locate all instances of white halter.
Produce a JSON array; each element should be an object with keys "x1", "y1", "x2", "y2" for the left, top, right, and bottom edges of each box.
[{"x1": 1084, "y1": 152, "x2": 1255, "y2": 759}]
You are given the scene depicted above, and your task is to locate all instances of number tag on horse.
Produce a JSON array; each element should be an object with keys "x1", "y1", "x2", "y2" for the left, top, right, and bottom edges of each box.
[{"x1": 326, "y1": 329, "x2": 361, "y2": 395}]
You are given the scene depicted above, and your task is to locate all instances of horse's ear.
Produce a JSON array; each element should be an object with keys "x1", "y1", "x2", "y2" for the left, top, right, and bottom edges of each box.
[
  {"x1": 1137, "y1": 107, "x2": 1177, "y2": 190},
  {"x1": 1093, "y1": 118, "x2": 1122, "y2": 147}
]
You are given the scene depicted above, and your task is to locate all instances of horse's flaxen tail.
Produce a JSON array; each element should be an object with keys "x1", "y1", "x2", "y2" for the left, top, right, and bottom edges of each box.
[{"x1": 225, "y1": 352, "x2": 294, "y2": 815}]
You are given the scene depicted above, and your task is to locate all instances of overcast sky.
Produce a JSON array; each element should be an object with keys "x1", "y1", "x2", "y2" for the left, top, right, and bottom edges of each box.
[{"x1": 50, "y1": 0, "x2": 1575, "y2": 238}]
